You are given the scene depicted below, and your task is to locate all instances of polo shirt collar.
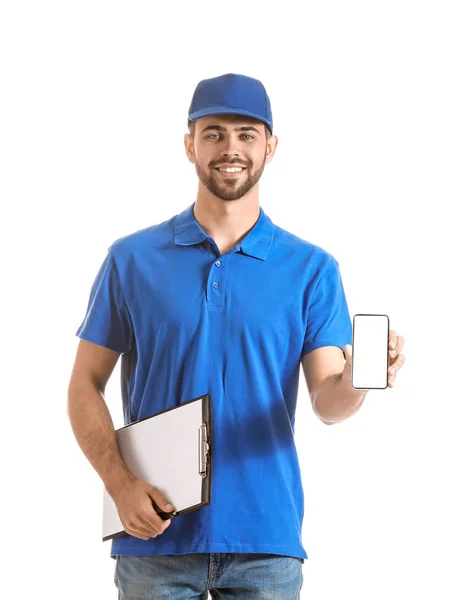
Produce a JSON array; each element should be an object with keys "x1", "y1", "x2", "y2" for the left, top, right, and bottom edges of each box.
[{"x1": 174, "y1": 202, "x2": 274, "y2": 261}]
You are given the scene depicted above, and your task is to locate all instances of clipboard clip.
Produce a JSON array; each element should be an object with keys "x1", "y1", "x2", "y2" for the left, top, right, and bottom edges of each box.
[{"x1": 198, "y1": 423, "x2": 209, "y2": 478}]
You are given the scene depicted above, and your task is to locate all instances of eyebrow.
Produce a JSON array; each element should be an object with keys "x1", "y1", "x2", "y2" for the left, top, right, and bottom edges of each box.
[{"x1": 200, "y1": 124, "x2": 260, "y2": 134}]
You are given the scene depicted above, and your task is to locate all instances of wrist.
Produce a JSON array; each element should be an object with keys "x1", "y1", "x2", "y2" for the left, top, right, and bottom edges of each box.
[
  {"x1": 105, "y1": 467, "x2": 137, "y2": 500},
  {"x1": 314, "y1": 372, "x2": 367, "y2": 424}
]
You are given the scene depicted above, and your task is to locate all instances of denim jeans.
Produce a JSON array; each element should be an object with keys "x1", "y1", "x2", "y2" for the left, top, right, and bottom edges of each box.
[{"x1": 114, "y1": 552, "x2": 304, "y2": 599}]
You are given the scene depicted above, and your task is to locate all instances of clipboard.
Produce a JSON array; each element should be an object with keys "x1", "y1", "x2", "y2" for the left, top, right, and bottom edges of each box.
[{"x1": 102, "y1": 392, "x2": 212, "y2": 542}]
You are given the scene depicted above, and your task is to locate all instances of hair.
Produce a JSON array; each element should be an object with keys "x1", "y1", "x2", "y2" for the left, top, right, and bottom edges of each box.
[{"x1": 187, "y1": 119, "x2": 272, "y2": 140}]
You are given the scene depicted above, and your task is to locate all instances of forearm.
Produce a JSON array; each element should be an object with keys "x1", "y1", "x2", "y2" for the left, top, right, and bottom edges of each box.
[
  {"x1": 313, "y1": 373, "x2": 367, "y2": 424},
  {"x1": 67, "y1": 382, "x2": 135, "y2": 497}
]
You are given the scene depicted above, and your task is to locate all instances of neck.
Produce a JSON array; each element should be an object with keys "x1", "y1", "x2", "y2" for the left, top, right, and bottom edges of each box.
[{"x1": 193, "y1": 196, "x2": 260, "y2": 252}]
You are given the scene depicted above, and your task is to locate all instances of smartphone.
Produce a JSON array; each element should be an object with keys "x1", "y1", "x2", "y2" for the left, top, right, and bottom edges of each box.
[{"x1": 351, "y1": 314, "x2": 390, "y2": 390}]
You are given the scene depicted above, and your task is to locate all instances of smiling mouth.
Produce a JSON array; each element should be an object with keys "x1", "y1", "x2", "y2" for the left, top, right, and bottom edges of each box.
[{"x1": 214, "y1": 167, "x2": 247, "y2": 177}]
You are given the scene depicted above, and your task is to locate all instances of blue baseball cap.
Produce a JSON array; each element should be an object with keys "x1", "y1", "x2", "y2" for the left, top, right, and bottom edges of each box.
[{"x1": 188, "y1": 73, "x2": 273, "y2": 134}]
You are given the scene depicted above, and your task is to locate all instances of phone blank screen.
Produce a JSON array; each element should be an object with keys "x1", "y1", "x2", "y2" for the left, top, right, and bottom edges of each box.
[{"x1": 352, "y1": 314, "x2": 389, "y2": 389}]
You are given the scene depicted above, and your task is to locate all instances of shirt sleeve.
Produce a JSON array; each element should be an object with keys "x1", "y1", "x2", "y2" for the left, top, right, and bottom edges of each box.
[
  {"x1": 301, "y1": 260, "x2": 353, "y2": 357},
  {"x1": 75, "y1": 247, "x2": 134, "y2": 354}
]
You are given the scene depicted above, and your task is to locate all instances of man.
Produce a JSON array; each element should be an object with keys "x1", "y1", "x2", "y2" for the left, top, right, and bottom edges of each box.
[{"x1": 68, "y1": 73, "x2": 405, "y2": 599}]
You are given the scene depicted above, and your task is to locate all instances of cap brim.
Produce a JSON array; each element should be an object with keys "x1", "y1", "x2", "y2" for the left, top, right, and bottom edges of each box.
[{"x1": 188, "y1": 106, "x2": 272, "y2": 133}]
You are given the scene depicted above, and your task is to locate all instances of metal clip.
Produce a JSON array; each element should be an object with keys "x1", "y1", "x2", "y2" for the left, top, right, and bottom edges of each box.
[{"x1": 198, "y1": 424, "x2": 209, "y2": 478}]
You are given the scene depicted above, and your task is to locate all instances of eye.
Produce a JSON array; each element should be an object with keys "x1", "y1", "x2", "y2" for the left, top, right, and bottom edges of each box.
[{"x1": 206, "y1": 134, "x2": 254, "y2": 140}]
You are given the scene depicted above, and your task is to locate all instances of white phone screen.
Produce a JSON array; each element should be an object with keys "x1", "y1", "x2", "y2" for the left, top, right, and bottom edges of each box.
[{"x1": 352, "y1": 314, "x2": 389, "y2": 390}]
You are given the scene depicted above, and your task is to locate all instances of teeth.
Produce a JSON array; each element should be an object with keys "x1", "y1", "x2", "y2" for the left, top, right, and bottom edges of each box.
[{"x1": 218, "y1": 167, "x2": 243, "y2": 173}]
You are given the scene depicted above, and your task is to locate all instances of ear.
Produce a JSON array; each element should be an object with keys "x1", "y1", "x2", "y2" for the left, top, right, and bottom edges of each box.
[
  {"x1": 184, "y1": 133, "x2": 195, "y2": 164},
  {"x1": 265, "y1": 135, "x2": 278, "y2": 162}
]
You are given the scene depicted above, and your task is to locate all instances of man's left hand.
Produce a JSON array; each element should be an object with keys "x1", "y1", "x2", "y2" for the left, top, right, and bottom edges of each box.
[
  {"x1": 386, "y1": 329, "x2": 405, "y2": 388},
  {"x1": 343, "y1": 329, "x2": 405, "y2": 389}
]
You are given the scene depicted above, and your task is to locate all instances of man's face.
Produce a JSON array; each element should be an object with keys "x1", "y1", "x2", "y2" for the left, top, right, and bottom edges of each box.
[{"x1": 186, "y1": 114, "x2": 273, "y2": 202}]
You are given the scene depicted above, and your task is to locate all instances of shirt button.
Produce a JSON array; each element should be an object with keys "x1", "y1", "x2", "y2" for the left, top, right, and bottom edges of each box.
[
  {"x1": 215, "y1": 260, "x2": 221, "y2": 267},
  {"x1": 213, "y1": 282, "x2": 219, "y2": 289}
]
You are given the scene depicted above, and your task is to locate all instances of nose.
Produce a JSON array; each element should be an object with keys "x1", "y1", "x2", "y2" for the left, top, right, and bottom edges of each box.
[{"x1": 219, "y1": 133, "x2": 243, "y2": 156}]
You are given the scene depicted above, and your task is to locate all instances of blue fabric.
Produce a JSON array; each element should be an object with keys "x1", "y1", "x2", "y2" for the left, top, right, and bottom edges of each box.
[
  {"x1": 188, "y1": 73, "x2": 273, "y2": 133},
  {"x1": 76, "y1": 202, "x2": 353, "y2": 562}
]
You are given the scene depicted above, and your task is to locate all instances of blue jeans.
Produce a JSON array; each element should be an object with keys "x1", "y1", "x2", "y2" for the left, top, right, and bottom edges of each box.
[{"x1": 114, "y1": 553, "x2": 304, "y2": 599}]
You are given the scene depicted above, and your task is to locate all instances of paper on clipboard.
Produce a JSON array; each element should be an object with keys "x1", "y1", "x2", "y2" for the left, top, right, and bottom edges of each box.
[{"x1": 102, "y1": 393, "x2": 212, "y2": 542}]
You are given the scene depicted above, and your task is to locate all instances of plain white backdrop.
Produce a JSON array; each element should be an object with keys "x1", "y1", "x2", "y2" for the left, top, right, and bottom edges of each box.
[{"x1": 1, "y1": 1, "x2": 461, "y2": 598}]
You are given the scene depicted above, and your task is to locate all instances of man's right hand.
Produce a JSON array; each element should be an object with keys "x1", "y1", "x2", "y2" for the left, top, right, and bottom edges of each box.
[{"x1": 108, "y1": 476, "x2": 177, "y2": 541}]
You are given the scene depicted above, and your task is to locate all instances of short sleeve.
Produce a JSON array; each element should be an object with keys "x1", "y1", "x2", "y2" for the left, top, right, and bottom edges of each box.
[
  {"x1": 302, "y1": 261, "x2": 353, "y2": 357},
  {"x1": 75, "y1": 248, "x2": 134, "y2": 354}
]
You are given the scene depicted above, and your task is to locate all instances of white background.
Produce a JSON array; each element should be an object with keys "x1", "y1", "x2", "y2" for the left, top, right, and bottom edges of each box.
[{"x1": 1, "y1": 1, "x2": 461, "y2": 598}]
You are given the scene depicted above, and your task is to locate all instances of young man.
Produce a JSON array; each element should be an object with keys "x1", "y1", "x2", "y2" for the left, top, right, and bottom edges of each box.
[{"x1": 68, "y1": 73, "x2": 405, "y2": 599}]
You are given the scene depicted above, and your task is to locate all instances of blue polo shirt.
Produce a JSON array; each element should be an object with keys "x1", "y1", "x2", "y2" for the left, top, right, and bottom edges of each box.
[{"x1": 75, "y1": 202, "x2": 353, "y2": 562}]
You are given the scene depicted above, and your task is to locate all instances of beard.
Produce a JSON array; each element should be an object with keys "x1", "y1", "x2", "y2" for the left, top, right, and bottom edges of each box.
[{"x1": 195, "y1": 153, "x2": 266, "y2": 201}]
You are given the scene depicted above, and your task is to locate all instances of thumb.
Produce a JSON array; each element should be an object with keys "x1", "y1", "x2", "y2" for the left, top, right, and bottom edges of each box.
[
  {"x1": 343, "y1": 344, "x2": 353, "y2": 375},
  {"x1": 146, "y1": 485, "x2": 176, "y2": 513}
]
